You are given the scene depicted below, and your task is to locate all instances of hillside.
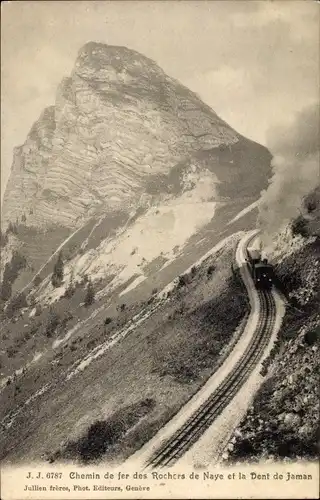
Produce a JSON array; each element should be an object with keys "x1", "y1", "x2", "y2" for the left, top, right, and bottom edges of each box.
[
  {"x1": 0, "y1": 42, "x2": 271, "y2": 299},
  {"x1": 0, "y1": 232, "x2": 250, "y2": 464}
]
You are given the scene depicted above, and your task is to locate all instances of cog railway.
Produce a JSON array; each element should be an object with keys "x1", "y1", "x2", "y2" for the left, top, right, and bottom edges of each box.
[{"x1": 145, "y1": 235, "x2": 277, "y2": 469}]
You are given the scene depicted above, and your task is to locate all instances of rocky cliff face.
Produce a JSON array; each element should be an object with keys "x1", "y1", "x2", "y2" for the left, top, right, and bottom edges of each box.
[{"x1": 2, "y1": 42, "x2": 270, "y2": 231}]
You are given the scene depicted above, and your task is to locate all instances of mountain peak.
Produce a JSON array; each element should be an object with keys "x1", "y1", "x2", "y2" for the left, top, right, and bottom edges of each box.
[
  {"x1": 74, "y1": 42, "x2": 162, "y2": 80},
  {"x1": 2, "y1": 41, "x2": 271, "y2": 268}
]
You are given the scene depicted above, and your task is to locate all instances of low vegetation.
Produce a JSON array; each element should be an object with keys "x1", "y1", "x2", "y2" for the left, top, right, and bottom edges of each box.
[
  {"x1": 207, "y1": 264, "x2": 216, "y2": 276},
  {"x1": 33, "y1": 276, "x2": 42, "y2": 287},
  {"x1": 0, "y1": 230, "x2": 9, "y2": 248},
  {"x1": 45, "y1": 308, "x2": 61, "y2": 337},
  {"x1": 48, "y1": 398, "x2": 156, "y2": 463},
  {"x1": 84, "y1": 280, "x2": 95, "y2": 306},
  {"x1": 51, "y1": 251, "x2": 64, "y2": 288},
  {"x1": 151, "y1": 272, "x2": 248, "y2": 384},
  {"x1": 116, "y1": 303, "x2": 126, "y2": 312},
  {"x1": 176, "y1": 274, "x2": 189, "y2": 288},
  {"x1": 0, "y1": 234, "x2": 248, "y2": 464},
  {"x1": 0, "y1": 251, "x2": 27, "y2": 303},
  {"x1": 5, "y1": 292, "x2": 28, "y2": 318}
]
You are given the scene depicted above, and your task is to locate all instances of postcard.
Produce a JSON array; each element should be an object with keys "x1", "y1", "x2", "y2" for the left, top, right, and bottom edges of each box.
[{"x1": 1, "y1": 1, "x2": 319, "y2": 499}]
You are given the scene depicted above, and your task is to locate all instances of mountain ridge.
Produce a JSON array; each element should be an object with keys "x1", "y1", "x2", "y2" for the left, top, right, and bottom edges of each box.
[{"x1": 2, "y1": 42, "x2": 270, "y2": 231}]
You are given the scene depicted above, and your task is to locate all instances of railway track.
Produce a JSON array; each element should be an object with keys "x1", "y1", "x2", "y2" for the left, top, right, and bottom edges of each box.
[{"x1": 146, "y1": 281, "x2": 276, "y2": 469}]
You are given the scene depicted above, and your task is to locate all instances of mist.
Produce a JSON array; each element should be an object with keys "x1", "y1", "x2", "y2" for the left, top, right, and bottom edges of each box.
[{"x1": 258, "y1": 102, "x2": 319, "y2": 245}]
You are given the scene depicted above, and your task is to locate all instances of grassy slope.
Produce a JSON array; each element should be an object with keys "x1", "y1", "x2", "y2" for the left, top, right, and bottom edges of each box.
[
  {"x1": 0, "y1": 199, "x2": 258, "y2": 384},
  {"x1": 7, "y1": 210, "x2": 132, "y2": 294},
  {"x1": 0, "y1": 235, "x2": 249, "y2": 464}
]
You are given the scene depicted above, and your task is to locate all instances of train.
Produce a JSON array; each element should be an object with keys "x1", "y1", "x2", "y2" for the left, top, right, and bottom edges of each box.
[{"x1": 246, "y1": 246, "x2": 273, "y2": 290}]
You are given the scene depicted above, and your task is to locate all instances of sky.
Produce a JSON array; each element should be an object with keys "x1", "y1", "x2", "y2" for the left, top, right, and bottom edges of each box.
[{"x1": 1, "y1": 0, "x2": 319, "y2": 201}]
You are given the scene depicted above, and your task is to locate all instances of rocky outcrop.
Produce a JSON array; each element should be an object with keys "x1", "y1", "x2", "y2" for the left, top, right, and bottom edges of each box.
[
  {"x1": 2, "y1": 42, "x2": 271, "y2": 232},
  {"x1": 225, "y1": 316, "x2": 319, "y2": 463}
]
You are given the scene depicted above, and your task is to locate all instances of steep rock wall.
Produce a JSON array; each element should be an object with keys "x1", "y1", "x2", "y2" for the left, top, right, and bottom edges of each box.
[{"x1": 2, "y1": 42, "x2": 270, "y2": 231}]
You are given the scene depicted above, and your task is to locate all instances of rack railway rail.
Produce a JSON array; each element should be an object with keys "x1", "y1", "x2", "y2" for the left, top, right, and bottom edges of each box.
[{"x1": 146, "y1": 238, "x2": 276, "y2": 469}]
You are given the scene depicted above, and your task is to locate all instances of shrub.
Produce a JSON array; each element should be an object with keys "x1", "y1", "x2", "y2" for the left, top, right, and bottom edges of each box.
[
  {"x1": 0, "y1": 251, "x2": 27, "y2": 302},
  {"x1": 304, "y1": 327, "x2": 320, "y2": 346},
  {"x1": 51, "y1": 252, "x2": 64, "y2": 288},
  {"x1": 35, "y1": 304, "x2": 42, "y2": 316},
  {"x1": 306, "y1": 199, "x2": 317, "y2": 213},
  {"x1": 84, "y1": 280, "x2": 95, "y2": 307},
  {"x1": 177, "y1": 274, "x2": 188, "y2": 288},
  {"x1": 117, "y1": 303, "x2": 126, "y2": 312},
  {"x1": 64, "y1": 283, "x2": 75, "y2": 299},
  {"x1": 104, "y1": 317, "x2": 112, "y2": 325},
  {"x1": 11, "y1": 251, "x2": 27, "y2": 272},
  {"x1": 7, "y1": 347, "x2": 17, "y2": 358},
  {"x1": 61, "y1": 312, "x2": 73, "y2": 329},
  {"x1": 207, "y1": 264, "x2": 216, "y2": 277},
  {"x1": 86, "y1": 339, "x2": 96, "y2": 349},
  {"x1": 45, "y1": 309, "x2": 61, "y2": 337},
  {"x1": 56, "y1": 398, "x2": 156, "y2": 463},
  {"x1": 6, "y1": 292, "x2": 28, "y2": 318},
  {"x1": 29, "y1": 295, "x2": 36, "y2": 307},
  {"x1": 33, "y1": 276, "x2": 42, "y2": 287},
  {"x1": 0, "y1": 278, "x2": 12, "y2": 302}
]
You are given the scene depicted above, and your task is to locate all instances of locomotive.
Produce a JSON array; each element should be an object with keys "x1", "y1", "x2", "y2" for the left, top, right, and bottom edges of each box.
[{"x1": 246, "y1": 246, "x2": 273, "y2": 290}]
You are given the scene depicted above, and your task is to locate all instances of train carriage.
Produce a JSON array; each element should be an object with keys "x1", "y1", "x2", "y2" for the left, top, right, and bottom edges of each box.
[
  {"x1": 246, "y1": 246, "x2": 273, "y2": 290},
  {"x1": 253, "y1": 261, "x2": 273, "y2": 289}
]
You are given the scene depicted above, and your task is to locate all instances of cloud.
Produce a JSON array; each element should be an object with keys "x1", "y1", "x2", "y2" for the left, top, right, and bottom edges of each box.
[{"x1": 258, "y1": 102, "x2": 320, "y2": 243}]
